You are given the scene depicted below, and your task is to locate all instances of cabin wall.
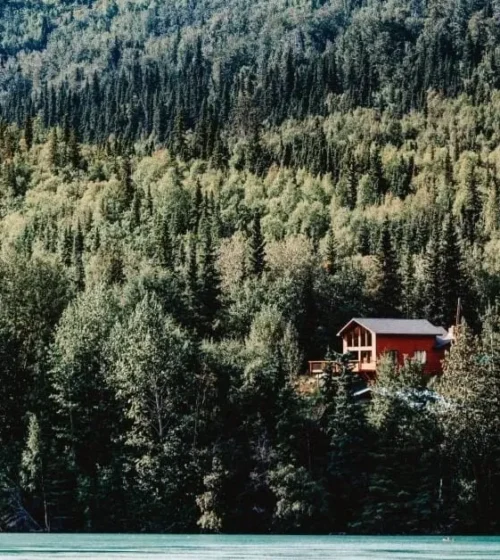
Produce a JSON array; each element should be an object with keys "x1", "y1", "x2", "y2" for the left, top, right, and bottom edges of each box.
[{"x1": 376, "y1": 335, "x2": 444, "y2": 374}]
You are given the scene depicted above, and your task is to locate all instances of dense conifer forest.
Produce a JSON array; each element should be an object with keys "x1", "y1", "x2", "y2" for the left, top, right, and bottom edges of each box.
[{"x1": 1, "y1": 0, "x2": 500, "y2": 534}]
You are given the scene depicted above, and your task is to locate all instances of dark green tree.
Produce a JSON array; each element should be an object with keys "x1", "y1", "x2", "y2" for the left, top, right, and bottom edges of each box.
[{"x1": 248, "y1": 213, "x2": 265, "y2": 277}]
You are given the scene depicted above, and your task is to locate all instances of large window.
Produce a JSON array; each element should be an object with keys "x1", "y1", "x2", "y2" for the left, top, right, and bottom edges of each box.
[
  {"x1": 347, "y1": 326, "x2": 372, "y2": 348},
  {"x1": 346, "y1": 325, "x2": 373, "y2": 363},
  {"x1": 360, "y1": 350, "x2": 372, "y2": 364},
  {"x1": 386, "y1": 350, "x2": 399, "y2": 363},
  {"x1": 414, "y1": 350, "x2": 427, "y2": 364},
  {"x1": 348, "y1": 350, "x2": 360, "y2": 362}
]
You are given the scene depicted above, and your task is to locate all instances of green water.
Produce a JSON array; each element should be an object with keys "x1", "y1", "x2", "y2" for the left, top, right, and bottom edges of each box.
[{"x1": 0, "y1": 535, "x2": 499, "y2": 559}]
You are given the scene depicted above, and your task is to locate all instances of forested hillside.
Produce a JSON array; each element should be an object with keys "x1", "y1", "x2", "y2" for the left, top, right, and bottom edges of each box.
[{"x1": 1, "y1": 0, "x2": 500, "y2": 535}]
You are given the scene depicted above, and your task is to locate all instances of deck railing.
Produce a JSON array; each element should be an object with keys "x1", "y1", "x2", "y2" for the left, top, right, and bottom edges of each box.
[{"x1": 308, "y1": 360, "x2": 377, "y2": 376}]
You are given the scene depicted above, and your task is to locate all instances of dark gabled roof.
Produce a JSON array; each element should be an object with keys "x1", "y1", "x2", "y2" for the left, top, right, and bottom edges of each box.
[{"x1": 337, "y1": 318, "x2": 446, "y2": 337}]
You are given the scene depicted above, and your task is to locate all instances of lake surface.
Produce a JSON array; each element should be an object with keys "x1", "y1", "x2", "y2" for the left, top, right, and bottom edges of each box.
[{"x1": 0, "y1": 534, "x2": 499, "y2": 559}]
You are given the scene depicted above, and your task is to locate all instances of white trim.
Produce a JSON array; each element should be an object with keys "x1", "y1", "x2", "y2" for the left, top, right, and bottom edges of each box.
[{"x1": 337, "y1": 319, "x2": 376, "y2": 338}]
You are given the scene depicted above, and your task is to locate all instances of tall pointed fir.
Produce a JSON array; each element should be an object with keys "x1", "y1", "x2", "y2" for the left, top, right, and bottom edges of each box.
[
  {"x1": 423, "y1": 223, "x2": 446, "y2": 325},
  {"x1": 324, "y1": 226, "x2": 337, "y2": 276},
  {"x1": 248, "y1": 213, "x2": 266, "y2": 277},
  {"x1": 120, "y1": 157, "x2": 134, "y2": 209},
  {"x1": 72, "y1": 222, "x2": 85, "y2": 291},
  {"x1": 48, "y1": 128, "x2": 59, "y2": 170},
  {"x1": 327, "y1": 355, "x2": 371, "y2": 531},
  {"x1": 67, "y1": 130, "x2": 81, "y2": 169},
  {"x1": 440, "y1": 213, "x2": 465, "y2": 326},
  {"x1": 375, "y1": 218, "x2": 401, "y2": 314},
  {"x1": 460, "y1": 163, "x2": 481, "y2": 245},
  {"x1": 360, "y1": 359, "x2": 442, "y2": 533},
  {"x1": 401, "y1": 249, "x2": 416, "y2": 318},
  {"x1": 198, "y1": 210, "x2": 221, "y2": 336},
  {"x1": 158, "y1": 216, "x2": 174, "y2": 270},
  {"x1": 24, "y1": 116, "x2": 34, "y2": 152}
]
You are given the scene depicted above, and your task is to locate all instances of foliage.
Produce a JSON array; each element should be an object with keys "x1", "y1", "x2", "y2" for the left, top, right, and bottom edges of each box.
[{"x1": 0, "y1": 0, "x2": 499, "y2": 534}]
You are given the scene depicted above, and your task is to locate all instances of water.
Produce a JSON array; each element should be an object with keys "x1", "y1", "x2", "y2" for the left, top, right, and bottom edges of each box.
[{"x1": 0, "y1": 534, "x2": 499, "y2": 559}]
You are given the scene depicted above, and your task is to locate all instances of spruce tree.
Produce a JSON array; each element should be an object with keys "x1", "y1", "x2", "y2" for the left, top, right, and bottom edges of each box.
[
  {"x1": 60, "y1": 226, "x2": 73, "y2": 267},
  {"x1": 440, "y1": 214, "x2": 464, "y2": 326},
  {"x1": 460, "y1": 163, "x2": 481, "y2": 245},
  {"x1": 327, "y1": 355, "x2": 371, "y2": 531},
  {"x1": 72, "y1": 223, "x2": 85, "y2": 291},
  {"x1": 368, "y1": 144, "x2": 386, "y2": 200},
  {"x1": 423, "y1": 225, "x2": 444, "y2": 325},
  {"x1": 48, "y1": 128, "x2": 59, "y2": 170},
  {"x1": 198, "y1": 212, "x2": 221, "y2": 335},
  {"x1": 67, "y1": 130, "x2": 81, "y2": 169},
  {"x1": 158, "y1": 217, "x2": 174, "y2": 270},
  {"x1": 360, "y1": 359, "x2": 442, "y2": 533},
  {"x1": 375, "y1": 218, "x2": 401, "y2": 314},
  {"x1": 24, "y1": 116, "x2": 34, "y2": 151},
  {"x1": 248, "y1": 213, "x2": 265, "y2": 277},
  {"x1": 120, "y1": 158, "x2": 134, "y2": 209},
  {"x1": 400, "y1": 249, "x2": 416, "y2": 318},
  {"x1": 324, "y1": 227, "x2": 337, "y2": 275}
]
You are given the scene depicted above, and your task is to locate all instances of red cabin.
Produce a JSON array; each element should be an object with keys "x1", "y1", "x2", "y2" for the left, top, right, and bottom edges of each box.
[{"x1": 309, "y1": 318, "x2": 453, "y2": 378}]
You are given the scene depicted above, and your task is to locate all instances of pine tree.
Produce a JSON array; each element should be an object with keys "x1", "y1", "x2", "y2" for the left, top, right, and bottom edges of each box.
[
  {"x1": 48, "y1": 128, "x2": 59, "y2": 170},
  {"x1": 438, "y1": 322, "x2": 500, "y2": 529},
  {"x1": 368, "y1": 144, "x2": 386, "y2": 200},
  {"x1": 324, "y1": 227, "x2": 337, "y2": 275},
  {"x1": 460, "y1": 163, "x2": 481, "y2": 245},
  {"x1": 120, "y1": 158, "x2": 134, "y2": 208},
  {"x1": 375, "y1": 218, "x2": 401, "y2": 313},
  {"x1": 198, "y1": 212, "x2": 221, "y2": 335},
  {"x1": 400, "y1": 249, "x2": 416, "y2": 318},
  {"x1": 327, "y1": 356, "x2": 371, "y2": 530},
  {"x1": 130, "y1": 193, "x2": 141, "y2": 230},
  {"x1": 191, "y1": 181, "x2": 203, "y2": 232},
  {"x1": 72, "y1": 223, "x2": 85, "y2": 291},
  {"x1": 248, "y1": 213, "x2": 265, "y2": 277},
  {"x1": 24, "y1": 116, "x2": 34, "y2": 151},
  {"x1": 359, "y1": 359, "x2": 442, "y2": 533},
  {"x1": 158, "y1": 217, "x2": 174, "y2": 269},
  {"x1": 20, "y1": 413, "x2": 49, "y2": 531},
  {"x1": 440, "y1": 214, "x2": 464, "y2": 326},
  {"x1": 424, "y1": 225, "x2": 446, "y2": 325},
  {"x1": 60, "y1": 226, "x2": 73, "y2": 267},
  {"x1": 67, "y1": 130, "x2": 81, "y2": 169}
]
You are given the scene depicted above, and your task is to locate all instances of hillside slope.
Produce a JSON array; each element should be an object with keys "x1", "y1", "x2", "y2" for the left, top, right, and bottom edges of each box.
[{"x1": 1, "y1": 0, "x2": 500, "y2": 537}]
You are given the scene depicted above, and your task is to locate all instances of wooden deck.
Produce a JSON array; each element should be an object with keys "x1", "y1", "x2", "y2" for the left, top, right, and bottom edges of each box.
[{"x1": 308, "y1": 360, "x2": 377, "y2": 376}]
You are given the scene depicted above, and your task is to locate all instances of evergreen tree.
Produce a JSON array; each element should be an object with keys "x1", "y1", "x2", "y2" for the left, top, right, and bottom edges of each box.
[
  {"x1": 248, "y1": 213, "x2": 265, "y2": 277},
  {"x1": 440, "y1": 214, "x2": 465, "y2": 326},
  {"x1": 72, "y1": 222, "x2": 85, "y2": 291},
  {"x1": 460, "y1": 163, "x2": 481, "y2": 245},
  {"x1": 120, "y1": 158, "x2": 134, "y2": 208},
  {"x1": 375, "y1": 218, "x2": 401, "y2": 314},
  {"x1": 328, "y1": 355, "x2": 371, "y2": 530},
  {"x1": 20, "y1": 414, "x2": 49, "y2": 531},
  {"x1": 360, "y1": 359, "x2": 442, "y2": 533},
  {"x1": 400, "y1": 249, "x2": 416, "y2": 318},
  {"x1": 24, "y1": 116, "x2": 34, "y2": 151},
  {"x1": 198, "y1": 211, "x2": 221, "y2": 335},
  {"x1": 67, "y1": 130, "x2": 81, "y2": 169},
  {"x1": 48, "y1": 128, "x2": 59, "y2": 170},
  {"x1": 324, "y1": 227, "x2": 337, "y2": 276}
]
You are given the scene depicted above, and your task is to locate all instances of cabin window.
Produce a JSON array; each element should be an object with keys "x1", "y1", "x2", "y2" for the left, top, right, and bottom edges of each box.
[
  {"x1": 363, "y1": 330, "x2": 372, "y2": 346},
  {"x1": 360, "y1": 350, "x2": 372, "y2": 363},
  {"x1": 386, "y1": 350, "x2": 399, "y2": 363},
  {"x1": 346, "y1": 326, "x2": 372, "y2": 349},
  {"x1": 348, "y1": 350, "x2": 359, "y2": 362},
  {"x1": 353, "y1": 327, "x2": 360, "y2": 347},
  {"x1": 414, "y1": 350, "x2": 427, "y2": 364}
]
